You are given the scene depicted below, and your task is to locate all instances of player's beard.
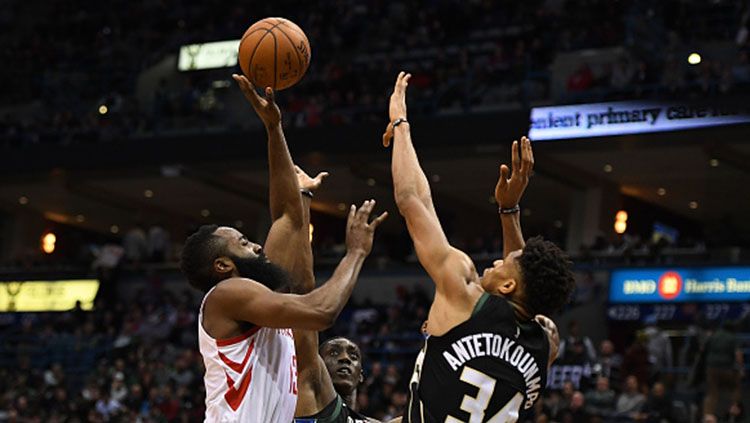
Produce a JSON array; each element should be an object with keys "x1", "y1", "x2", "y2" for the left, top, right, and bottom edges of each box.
[{"x1": 231, "y1": 253, "x2": 291, "y2": 292}]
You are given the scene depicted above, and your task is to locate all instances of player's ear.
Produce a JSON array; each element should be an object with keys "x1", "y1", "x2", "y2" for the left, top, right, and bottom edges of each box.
[
  {"x1": 213, "y1": 257, "x2": 235, "y2": 275},
  {"x1": 497, "y1": 278, "x2": 517, "y2": 295}
]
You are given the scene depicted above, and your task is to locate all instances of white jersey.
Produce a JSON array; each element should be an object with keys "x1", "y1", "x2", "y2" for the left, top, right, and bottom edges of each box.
[{"x1": 198, "y1": 287, "x2": 298, "y2": 422}]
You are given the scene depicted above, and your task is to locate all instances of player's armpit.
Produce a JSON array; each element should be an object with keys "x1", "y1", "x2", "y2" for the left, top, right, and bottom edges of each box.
[
  {"x1": 294, "y1": 355, "x2": 337, "y2": 416},
  {"x1": 211, "y1": 278, "x2": 334, "y2": 330},
  {"x1": 398, "y1": 195, "x2": 475, "y2": 303}
]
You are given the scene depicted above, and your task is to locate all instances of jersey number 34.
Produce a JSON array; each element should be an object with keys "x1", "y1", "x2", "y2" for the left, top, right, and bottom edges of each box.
[{"x1": 445, "y1": 366, "x2": 523, "y2": 423}]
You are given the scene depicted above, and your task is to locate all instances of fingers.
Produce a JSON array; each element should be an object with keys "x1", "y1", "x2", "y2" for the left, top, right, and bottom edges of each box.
[
  {"x1": 511, "y1": 140, "x2": 520, "y2": 173},
  {"x1": 347, "y1": 204, "x2": 356, "y2": 228},
  {"x1": 314, "y1": 172, "x2": 330, "y2": 183},
  {"x1": 265, "y1": 87, "x2": 275, "y2": 104},
  {"x1": 356, "y1": 199, "x2": 376, "y2": 219},
  {"x1": 382, "y1": 122, "x2": 393, "y2": 148},
  {"x1": 520, "y1": 136, "x2": 534, "y2": 175},
  {"x1": 394, "y1": 71, "x2": 411, "y2": 94},
  {"x1": 499, "y1": 164, "x2": 510, "y2": 186},
  {"x1": 232, "y1": 74, "x2": 262, "y2": 109},
  {"x1": 370, "y1": 211, "x2": 389, "y2": 228}
]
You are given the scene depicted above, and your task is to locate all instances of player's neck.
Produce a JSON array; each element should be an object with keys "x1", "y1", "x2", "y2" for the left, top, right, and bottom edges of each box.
[
  {"x1": 342, "y1": 388, "x2": 357, "y2": 410},
  {"x1": 508, "y1": 299, "x2": 532, "y2": 321}
]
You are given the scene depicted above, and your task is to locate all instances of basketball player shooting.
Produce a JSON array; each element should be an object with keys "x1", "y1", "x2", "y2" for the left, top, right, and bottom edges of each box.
[
  {"x1": 179, "y1": 74, "x2": 385, "y2": 422},
  {"x1": 383, "y1": 72, "x2": 575, "y2": 422}
]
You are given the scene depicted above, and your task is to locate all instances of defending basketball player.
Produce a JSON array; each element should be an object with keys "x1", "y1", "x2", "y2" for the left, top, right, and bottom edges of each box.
[
  {"x1": 280, "y1": 167, "x2": 384, "y2": 423},
  {"x1": 180, "y1": 74, "x2": 385, "y2": 422},
  {"x1": 383, "y1": 72, "x2": 575, "y2": 422}
]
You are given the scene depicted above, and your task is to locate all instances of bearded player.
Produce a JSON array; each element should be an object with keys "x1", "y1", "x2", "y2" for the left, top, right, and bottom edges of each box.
[
  {"x1": 180, "y1": 74, "x2": 386, "y2": 422},
  {"x1": 383, "y1": 72, "x2": 574, "y2": 422}
]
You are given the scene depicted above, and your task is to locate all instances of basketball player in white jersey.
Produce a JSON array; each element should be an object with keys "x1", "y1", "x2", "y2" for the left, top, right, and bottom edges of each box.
[{"x1": 180, "y1": 74, "x2": 387, "y2": 422}]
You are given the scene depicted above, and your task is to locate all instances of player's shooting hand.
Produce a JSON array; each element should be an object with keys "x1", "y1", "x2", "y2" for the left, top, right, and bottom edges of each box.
[
  {"x1": 345, "y1": 200, "x2": 388, "y2": 256},
  {"x1": 383, "y1": 71, "x2": 411, "y2": 147},
  {"x1": 232, "y1": 74, "x2": 281, "y2": 129},
  {"x1": 294, "y1": 165, "x2": 329, "y2": 192},
  {"x1": 495, "y1": 136, "x2": 534, "y2": 209}
]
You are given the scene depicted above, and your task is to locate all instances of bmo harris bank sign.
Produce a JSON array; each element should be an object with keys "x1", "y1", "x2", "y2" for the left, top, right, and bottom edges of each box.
[
  {"x1": 528, "y1": 100, "x2": 750, "y2": 140},
  {"x1": 609, "y1": 267, "x2": 750, "y2": 303}
]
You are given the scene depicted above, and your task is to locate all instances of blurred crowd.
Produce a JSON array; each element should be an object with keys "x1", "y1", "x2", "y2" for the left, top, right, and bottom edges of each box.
[
  {"x1": 2, "y1": 0, "x2": 750, "y2": 148},
  {"x1": 0, "y1": 277, "x2": 747, "y2": 422}
]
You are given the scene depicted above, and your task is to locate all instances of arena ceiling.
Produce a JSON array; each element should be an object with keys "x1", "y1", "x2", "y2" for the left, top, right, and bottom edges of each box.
[{"x1": 1, "y1": 124, "x2": 749, "y2": 244}]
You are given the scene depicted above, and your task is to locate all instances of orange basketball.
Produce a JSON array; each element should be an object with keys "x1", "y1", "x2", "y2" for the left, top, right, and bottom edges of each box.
[{"x1": 238, "y1": 17, "x2": 311, "y2": 91}]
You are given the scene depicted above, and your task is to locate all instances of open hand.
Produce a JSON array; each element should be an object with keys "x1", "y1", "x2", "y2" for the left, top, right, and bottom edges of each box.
[
  {"x1": 232, "y1": 74, "x2": 281, "y2": 129},
  {"x1": 383, "y1": 71, "x2": 411, "y2": 147},
  {"x1": 294, "y1": 165, "x2": 329, "y2": 192},
  {"x1": 495, "y1": 136, "x2": 534, "y2": 208},
  {"x1": 345, "y1": 200, "x2": 388, "y2": 256}
]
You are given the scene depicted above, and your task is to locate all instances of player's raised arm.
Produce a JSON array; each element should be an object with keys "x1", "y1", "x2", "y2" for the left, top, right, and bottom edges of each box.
[
  {"x1": 211, "y1": 200, "x2": 386, "y2": 330},
  {"x1": 494, "y1": 136, "x2": 534, "y2": 257},
  {"x1": 287, "y1": 166, "x2": 339, "y2": 416},
  {"x1": 233, "y1": 74, "x2": 305, "y2": 271},
  {"x1": 385, "y1": 72, "x2": 475, "y2": 304}
]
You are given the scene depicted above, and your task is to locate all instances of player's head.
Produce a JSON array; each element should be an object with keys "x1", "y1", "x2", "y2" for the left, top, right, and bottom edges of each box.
[
  {"x1": 479, "y1": 236, "x2": 575, "y2": 317},
  {"x1": 180, "y1": 225, "x2": 290, "y2": 292},
  {"x1": 319, "y1": 337, "x2": 364, "y2": 395}
]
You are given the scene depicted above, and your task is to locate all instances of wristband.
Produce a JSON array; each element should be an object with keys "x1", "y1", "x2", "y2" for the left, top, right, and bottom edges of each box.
[
  {"x1": 392, "y1": 117, "x2": 408, "y2": 128},
  {"x1": 300, "y1": 189, "x2": 314, "y2": 199},
  {"x1": 498, "y1": 205, "x2": 520, "y2": 215}
]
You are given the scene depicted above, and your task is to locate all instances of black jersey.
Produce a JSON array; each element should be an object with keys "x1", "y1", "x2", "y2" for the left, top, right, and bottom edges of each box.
[
  {"x1": 405, "y1": 293, "x2": 549, "y2": 423},
  {"x1": 294, "y1": 395, "x2": 371, "y2": 423}
]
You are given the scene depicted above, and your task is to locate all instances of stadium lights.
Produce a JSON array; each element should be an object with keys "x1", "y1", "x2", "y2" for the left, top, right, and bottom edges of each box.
[
  {"x1": 201, "y1": 209, "x2": 211, "y2": 217},
  {"x1": 144, "y1": 189, "x2": 154, "y2": 198},
  {"x1": 98, "y1": 105, "x2": 108, "y2": 115},
  {"x1": 614, "y1": 210, "x2": 628, "y2": 234},
  {"x1": 75, "y1": 214, "x2": 85, "y2": 223},
  {"x1": 603, "y1": 164, "x2": 613, "y2": 173},
  {"x1": 41, "y1": 232, "x2": 57, "y2": 254},
  {"x1": 110, "y1": 225, "x2": 120, "y2": 234},
  {"x1": 688, "y1": 53, "x2": 702, "y2": 65},
  {"x1": 657, "y1": 188, "x2": 666, "y2": 196},
  {"x1": 18, "y1": 196, "x2": 28, "y2": 205},
  {"x1": 709, "y1": 158, "x2": 719, "y2": 167},
  {"x1": 689, "y1": 201, "x2": 699, "y2": 209}
]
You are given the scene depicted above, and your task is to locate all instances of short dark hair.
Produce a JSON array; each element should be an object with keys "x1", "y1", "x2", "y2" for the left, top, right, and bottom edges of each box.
[
  {"x1": 180, "y1": 225, "x2": 226, "y2": 292},
  {"x1": 517, "y1": 236, "x2": 575, "y2": 316}
]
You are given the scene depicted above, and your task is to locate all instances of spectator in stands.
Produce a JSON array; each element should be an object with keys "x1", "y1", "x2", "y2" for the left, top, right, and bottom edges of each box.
[
  {"x1": 615, "y1": 375, "x2": 646, "y2": 422},
  {"x1": 558, "y1": 320, "x2": 597, "y2": 365},
  {"x1": 595, "y1": 339, "x2": 623, "y2": 387},
  {"x1": 643, "y1": 318, "x2": 673, "y2": 380},
  {"x1": 622, "y1": 332, "x2": 651, "y2": 389},
  {"x1": 567, "y1": 63, "x2": 595, "y2": 92},
  {"x1": 703, "y1": 321, "x2": 744, "y2": 421},
  {"x1": 146, "y1": 223, "x2": 170, "y2": 263},
  {"x1": 556, "y1": 391, "x2": 590, "y2": 423},
  {"x1": 585, "y1": 376, "x2": 616, "y2": 422},
  {"x1": 122, "y1": 224, "x2": 147, "y2": 265},
  {"x1": 638, "y1": 381, "x2": 673, "y2": 423}
]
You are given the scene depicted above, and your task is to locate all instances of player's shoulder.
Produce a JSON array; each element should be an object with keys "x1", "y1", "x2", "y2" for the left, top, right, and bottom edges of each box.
[{"x1": 208, "y1": 277, "x2": 268, "y2": 303}]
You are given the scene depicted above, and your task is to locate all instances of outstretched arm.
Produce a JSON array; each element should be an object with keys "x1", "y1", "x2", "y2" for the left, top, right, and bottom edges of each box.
[
  {"x1": 494, "y1": 136, "x2": 534, "y2": 257},
  {"x1": 233, "y1": 74, "x2": 304, "y2": 271},
  {"x1": 212, "y1": 201, "x2": 387, "y2": 331},
  {"x1": 288, "y1": 166, "x2": 339, "y2": 416},
  {"x1": 386, "y1": 72, "x2": 475, "y2": 307}
]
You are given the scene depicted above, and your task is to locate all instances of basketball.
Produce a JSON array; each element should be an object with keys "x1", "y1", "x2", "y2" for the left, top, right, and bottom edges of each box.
[{"x1": 238, "y1": 17, "x2": 311, "y2": 91}]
